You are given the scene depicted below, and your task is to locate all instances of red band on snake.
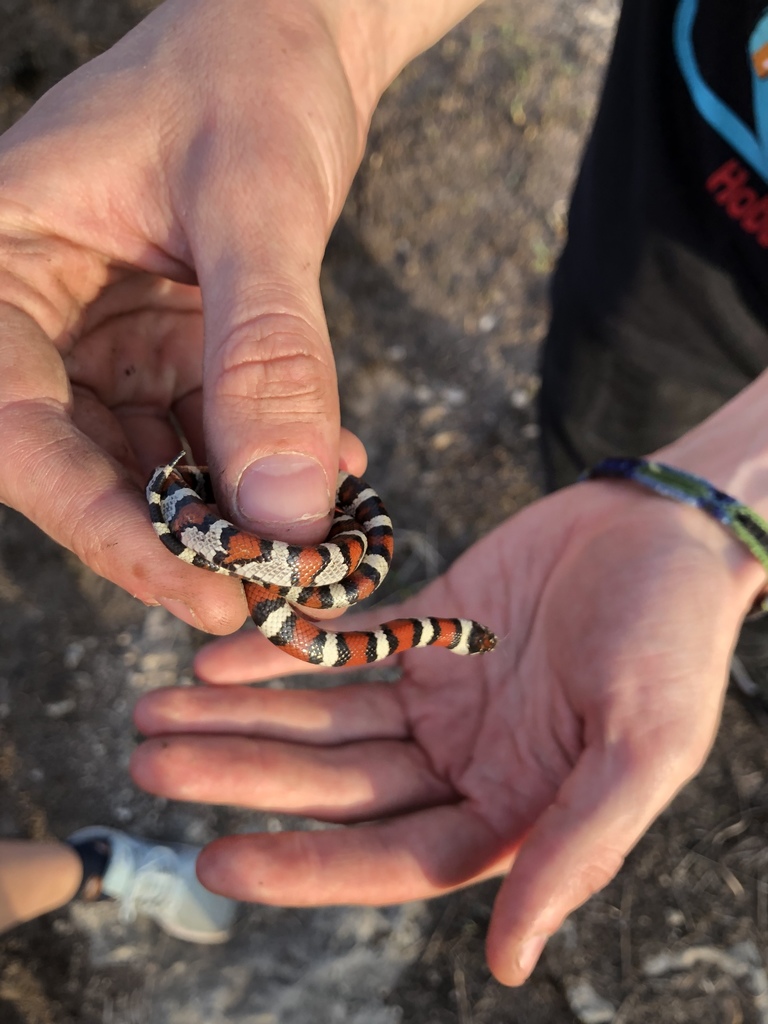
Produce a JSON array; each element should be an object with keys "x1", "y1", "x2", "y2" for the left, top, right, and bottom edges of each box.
[{"x1": 146, "y1": 456, "x2": 497, "y2": 667}]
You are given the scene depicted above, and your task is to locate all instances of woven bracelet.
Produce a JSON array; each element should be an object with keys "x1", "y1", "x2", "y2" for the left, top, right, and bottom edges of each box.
[{"x1": 583, "y1": 458, "x2": 768, "y2": 606}]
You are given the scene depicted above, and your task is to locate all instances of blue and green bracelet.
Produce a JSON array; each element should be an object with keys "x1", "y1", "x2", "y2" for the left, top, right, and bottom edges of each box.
[{"x1": 583, "y1": 458, "x2": 768, "y2": 592}]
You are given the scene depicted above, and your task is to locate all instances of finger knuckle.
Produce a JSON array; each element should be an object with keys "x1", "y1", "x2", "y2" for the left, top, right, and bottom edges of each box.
[
  {"x1": 578, "y1": 849, "x2": 626, "y2": 896},
  {"x1": 214, "y1": 312, "x2": 335, "y2": 419}
]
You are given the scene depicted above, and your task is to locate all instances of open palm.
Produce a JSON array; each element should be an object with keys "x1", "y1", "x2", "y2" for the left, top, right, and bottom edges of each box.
[{"x1": 132, "y1": 477, "x2": 758, "y2": 983}]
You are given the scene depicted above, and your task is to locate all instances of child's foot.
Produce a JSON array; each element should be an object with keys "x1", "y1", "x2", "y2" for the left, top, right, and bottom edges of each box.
[{"x1": 67, "y1": 826, "x2": 237, "y2": 944}]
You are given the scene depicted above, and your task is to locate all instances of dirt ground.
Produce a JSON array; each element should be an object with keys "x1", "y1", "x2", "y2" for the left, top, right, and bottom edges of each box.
[{"x1": 2, "y1": 1, "x2": 768, "y2": 1022}]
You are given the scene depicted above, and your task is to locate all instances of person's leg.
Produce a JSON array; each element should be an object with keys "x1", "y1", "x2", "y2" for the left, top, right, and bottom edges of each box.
[
  {"x1": 0, "y1": 840, "x2": 83, "y2": 932},
  {"x1": 66, "y1": 826, "x2": 238, "y2": 944},
  {"x1": 0, "y1": 830, "x2": 238, "y2": 942}
]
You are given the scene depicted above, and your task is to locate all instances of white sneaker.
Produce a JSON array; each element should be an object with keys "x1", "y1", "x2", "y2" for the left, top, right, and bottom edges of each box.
[{"x1": 67, "y1": 826, "x2": 237, "y2": 944}]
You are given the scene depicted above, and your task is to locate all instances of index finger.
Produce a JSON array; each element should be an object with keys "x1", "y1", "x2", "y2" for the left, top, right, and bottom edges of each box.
[{"x1": 195, "y1": 805, "x2": 515, "y2": 907}]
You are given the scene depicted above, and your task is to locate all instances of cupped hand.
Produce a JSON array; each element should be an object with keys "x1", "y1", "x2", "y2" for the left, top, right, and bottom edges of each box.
[
  {"x1": 0, "y1": 0, "x2": 373, "y2": 631},
  {"x1": 131, "y1": 478, "x2": 763, "y2": 984}
]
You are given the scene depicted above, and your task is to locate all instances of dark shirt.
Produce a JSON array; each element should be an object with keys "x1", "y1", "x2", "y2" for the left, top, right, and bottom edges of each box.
[{"x1": 541, "y1": 1, "x2": 768, "y2": 479}]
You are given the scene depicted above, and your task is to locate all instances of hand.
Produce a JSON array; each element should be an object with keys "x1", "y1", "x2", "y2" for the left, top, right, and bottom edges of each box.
[
  {"x1": 0, "y1": 0, "x2": 377, "y2": 631},
  {"x1": 131, "y1": 479, "x2": 762, "y2": 984}
]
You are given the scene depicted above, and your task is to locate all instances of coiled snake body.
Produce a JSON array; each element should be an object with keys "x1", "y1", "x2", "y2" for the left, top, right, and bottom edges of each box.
[{"x1": 147, "y1": 458, "x2": 497, "y2": 667}]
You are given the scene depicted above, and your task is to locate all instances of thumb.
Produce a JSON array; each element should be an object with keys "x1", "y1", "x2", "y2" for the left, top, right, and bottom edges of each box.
[
  {"x1": 187, "y1": 155, "x2": 364, "y2": 544},
  {"x1": 485, "y1": 735, "x2": 711, "y2": 986},
  {"x1": 203, "y1": 282, "x2": 348, "y2": 545}
]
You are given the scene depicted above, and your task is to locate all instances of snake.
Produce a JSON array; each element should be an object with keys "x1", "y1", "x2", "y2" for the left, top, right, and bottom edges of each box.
[{"x1": 146, "y1": 456, "x2": 497, "y2": 667}]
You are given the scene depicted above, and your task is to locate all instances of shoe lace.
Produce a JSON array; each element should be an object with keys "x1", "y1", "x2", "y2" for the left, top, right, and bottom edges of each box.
[{"x1": 118, "y1": 848, "x2": 178, "y2": 924}]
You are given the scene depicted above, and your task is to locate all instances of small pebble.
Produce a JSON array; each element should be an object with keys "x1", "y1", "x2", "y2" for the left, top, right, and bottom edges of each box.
[
  {"x1": 64, "y1": 642, "x2": 85, "y2": 670},
  {"x1": 45, "y1": 698, "x2": 76, "y2": 719},
  {"x1": 443, "y1": 386, "x2": 466, "y2": 406}
]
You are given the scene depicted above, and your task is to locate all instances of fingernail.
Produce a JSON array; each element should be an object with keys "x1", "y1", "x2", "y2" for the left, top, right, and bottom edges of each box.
[
  {"x1": 517, "y1": 933, "x2": 549, "y2": 978},
  {"x1": 159, "y1": 598, "x2": 201, "y2": 629},
  {"x1": 236, "y1": 455, "x2": 331, "y2": 526}
]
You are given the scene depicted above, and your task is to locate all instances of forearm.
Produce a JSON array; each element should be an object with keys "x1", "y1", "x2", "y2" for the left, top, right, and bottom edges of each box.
[{"x1": 657, "y1": 369, "x2": 768, "y2": 512}]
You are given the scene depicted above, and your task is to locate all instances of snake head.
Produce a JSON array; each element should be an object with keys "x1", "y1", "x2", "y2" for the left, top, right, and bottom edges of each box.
[{"x1": 469, "y1": 622, "x2": 498, "y2": 654}]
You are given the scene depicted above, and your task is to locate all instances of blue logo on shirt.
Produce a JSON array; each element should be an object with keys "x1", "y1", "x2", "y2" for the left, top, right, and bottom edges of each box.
[{"x1": 674, "y1": 0, "x2": 768, "y2": 182}]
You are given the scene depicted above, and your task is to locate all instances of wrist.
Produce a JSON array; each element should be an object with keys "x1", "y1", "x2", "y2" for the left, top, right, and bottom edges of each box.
[
  {"x1": 631, "y1": 449, "x2": 768, "y2": 611},
  {"x1": 653, "y1": 438, "x2": 767, "y2": 523},
  {"x1": 638, "y1": 370, "x2": 768, "y2": 608},
  {"x1": 317, "y1": 0, "x2": 483, "y2": 119},
  {"x1": 582, "y1": 475, "x2": 766, "y2": 622}
]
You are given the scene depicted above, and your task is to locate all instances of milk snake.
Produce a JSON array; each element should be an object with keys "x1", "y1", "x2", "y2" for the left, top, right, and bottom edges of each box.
[{"x1": 146, "y1": 456, "x2": 497, "y2": 667}]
